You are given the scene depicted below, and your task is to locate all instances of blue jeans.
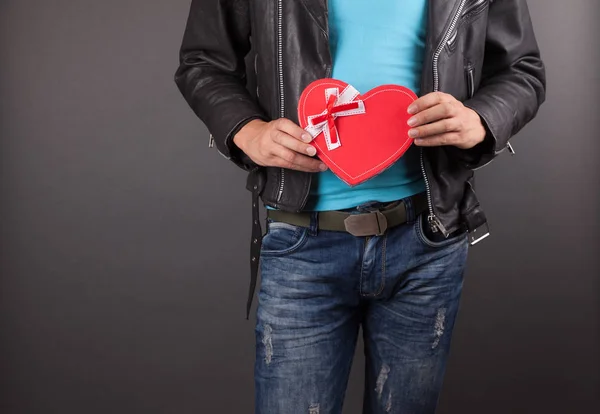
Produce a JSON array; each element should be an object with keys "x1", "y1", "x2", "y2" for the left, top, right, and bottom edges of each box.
[{"x1": 255, "y1": 195, "x2": 469, "y2": 414}]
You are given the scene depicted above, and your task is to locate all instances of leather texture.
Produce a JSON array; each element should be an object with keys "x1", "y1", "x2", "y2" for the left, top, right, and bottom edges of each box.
[{"x1": 174, "y1": 0, "x2": 546, "y2": 236}]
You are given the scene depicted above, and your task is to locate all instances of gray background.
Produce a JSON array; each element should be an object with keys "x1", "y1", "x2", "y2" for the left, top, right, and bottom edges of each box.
[{"x1": 0, "y1": 0, "x2": 598, "y2": 413}]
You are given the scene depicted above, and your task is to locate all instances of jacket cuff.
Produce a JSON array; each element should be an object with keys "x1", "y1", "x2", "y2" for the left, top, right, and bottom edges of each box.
[
  {"x1": 450, "y1": 117, "x2": 495, "y2": 169},
  {"x1": 222, "y1": 114, "x2": 270, "y2": 171},
  {"x1": 450, "y1": 100, "x2": 509, "y2": 169}
]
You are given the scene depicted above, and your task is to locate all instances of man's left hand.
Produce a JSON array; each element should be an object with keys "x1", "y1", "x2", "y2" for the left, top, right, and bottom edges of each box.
[{"x1": 406, "y1": 92, "x2": 486, "y2": 150}]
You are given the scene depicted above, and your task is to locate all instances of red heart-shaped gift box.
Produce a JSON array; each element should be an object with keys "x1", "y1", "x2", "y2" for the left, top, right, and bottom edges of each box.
[{"x1": 298, "y1": 78, "x2": 418, "y2": 186}]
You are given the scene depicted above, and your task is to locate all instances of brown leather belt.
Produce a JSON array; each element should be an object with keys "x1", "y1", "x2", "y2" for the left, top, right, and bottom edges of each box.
[{"x1": 266, "y1": 191, "x2": 429, "y2": 237}]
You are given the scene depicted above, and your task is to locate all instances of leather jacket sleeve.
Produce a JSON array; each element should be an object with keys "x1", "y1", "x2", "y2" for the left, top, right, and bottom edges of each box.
[
  {"x1": 174, "y1": 0, "x2": 269, "y2": 171},
  {"x1": 455, "y1": 0, "x2": 546, "y2": 169}
]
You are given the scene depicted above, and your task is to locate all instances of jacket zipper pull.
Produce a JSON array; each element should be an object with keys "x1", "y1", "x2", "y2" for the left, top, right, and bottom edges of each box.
[
  {"x1": 208, "y1": 133, "x2": 214, "y2": 148},
  {"x1": 428, "y1": 214, "x2": 450, "y2": 238},
  {"x1": 507, "y1": 141, "x2": 515, "y2": 155}
]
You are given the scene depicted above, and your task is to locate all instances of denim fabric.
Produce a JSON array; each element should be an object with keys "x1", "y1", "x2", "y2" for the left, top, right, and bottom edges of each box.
[{"x1": 255, "y1": 195, "x2": 469, "y2": 414}]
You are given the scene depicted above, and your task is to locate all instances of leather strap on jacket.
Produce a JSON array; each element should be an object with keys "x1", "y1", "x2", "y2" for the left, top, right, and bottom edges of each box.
[
  {"x1": 245, "y1": 168, "x2": 265, "y2": 319},
  {"x1": 461, "y1": 179, "x2": 491, "y2": 245}
]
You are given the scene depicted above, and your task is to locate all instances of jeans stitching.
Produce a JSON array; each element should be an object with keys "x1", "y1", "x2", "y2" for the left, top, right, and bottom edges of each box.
[
  {"x1": 378, "y1": 234, "x2": 387, "y2": 296},
  {"x1": 260, "y1": 227, "x2": 309, "y2": 256},
  {"x1": 360, "y1": 234, "x2": 387, "y2": 297},
  {"x1": 359, "y1": 237, "x2": 367, "y2": 295}
]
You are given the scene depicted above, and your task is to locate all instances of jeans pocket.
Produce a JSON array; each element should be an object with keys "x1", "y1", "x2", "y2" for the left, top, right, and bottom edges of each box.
[
  {"x1": 260, "y1": 219, "x2": 309, "y2": 256},
  {"x1": 415, "y1": 212, "x2": 468, "y2": 248}
]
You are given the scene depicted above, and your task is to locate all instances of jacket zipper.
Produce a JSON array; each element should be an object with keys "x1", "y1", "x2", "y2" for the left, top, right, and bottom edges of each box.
[
  {"x1": 464, "y1": 60, "x2": 515, "y2": 171},
  {"x1": 507, "y1": 141, "x2": 515, "y2": 154},
  {"x1": 275, "y1": 0, "x2": 488, "y2": 220},
  {"x1": 420, "y1": 0, "x2": 468, "y2": 237},
  {"x1": 276, "y1": 0, "x2": 286, "y2": 203},
  {"x1": 447, "y1": 0, "x2": 487, "y2": 47}
]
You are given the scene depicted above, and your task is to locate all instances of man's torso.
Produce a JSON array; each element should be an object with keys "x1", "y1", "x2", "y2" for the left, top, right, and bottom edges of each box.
[{"x1": 305, "y1": 0, "x2": 428, "y2": 211}]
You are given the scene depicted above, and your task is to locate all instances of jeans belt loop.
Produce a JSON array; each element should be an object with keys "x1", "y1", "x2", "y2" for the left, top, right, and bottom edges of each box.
[{"x1": 374, "y1": 211, "x2": 388, "y2": 236}]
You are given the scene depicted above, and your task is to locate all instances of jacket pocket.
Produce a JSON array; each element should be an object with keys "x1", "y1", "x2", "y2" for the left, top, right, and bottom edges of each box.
[
  {"x1": 461, "y1": 0, "x2": 488, "y2": 19},
  {"x1": 459, "y1": 175, "x2": 490, "y2": 244},
  {"x1": 254, "y1": 52, "x2": 260, "y2": 99},
  {"x1": 465, "y1": 63, "x2": 475, "y2": 99}
]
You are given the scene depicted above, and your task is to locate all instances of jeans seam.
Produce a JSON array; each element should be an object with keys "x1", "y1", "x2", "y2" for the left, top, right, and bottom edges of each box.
[
  {"x1": 360, "y1": 234, "x2": 387, "y2": 298},
  {"x1": 379, "y1": 234, "x2": 387, "y2": 295},
  {"x1": 260, "y1": 228, "x2": 309, "y2": 256},
  {"x1": 360, "y1": 237, "x2": 367, "y2": 296}
]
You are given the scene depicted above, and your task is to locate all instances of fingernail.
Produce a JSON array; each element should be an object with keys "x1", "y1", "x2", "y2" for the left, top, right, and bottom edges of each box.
[
  {"x1": 407, "y1": 105, "x2": 417, "y2": 114},
  {"x1": 407, "y1": 117, "x2": 418, "y2": 127},
  {"x1": 408, "y1": 129, "x2": 419, "y2": 138},
  {"x1": 302, "y1": 133, "x2": 312, "y2": 142},
  {"x1": 306, "y1": 146, "x2": 316, "y2": 156},
  {"x1": 319, "y1": 163, "x2": 328, "y2": 171}
]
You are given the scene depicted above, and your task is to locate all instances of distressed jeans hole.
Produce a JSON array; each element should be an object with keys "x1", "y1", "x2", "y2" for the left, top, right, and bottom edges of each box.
[
  {"x1": 263, "y1": 324, "x2": 273, "y2": 365},
  {"x1": 432, "y1": 308, "x2": 447, "y2": 349}
]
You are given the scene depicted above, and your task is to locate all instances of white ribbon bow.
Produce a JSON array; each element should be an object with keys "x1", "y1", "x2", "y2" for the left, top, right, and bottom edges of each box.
[{"x1": 305, "y1": 85, "x2": 366, "y2": 151}]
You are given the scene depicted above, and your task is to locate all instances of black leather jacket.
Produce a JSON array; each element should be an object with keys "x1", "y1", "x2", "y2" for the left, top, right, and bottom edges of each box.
[{"x1": 174, "y1": 0, "x2": 546, "y2": 316}]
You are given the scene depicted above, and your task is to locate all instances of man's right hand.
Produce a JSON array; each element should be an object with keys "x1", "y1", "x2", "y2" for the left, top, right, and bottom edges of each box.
[{"x1": 233, "y1": 118, "x2": 328, "y2": 173}]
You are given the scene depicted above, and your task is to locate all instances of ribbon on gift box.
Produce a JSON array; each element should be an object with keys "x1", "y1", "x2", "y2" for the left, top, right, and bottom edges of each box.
[{"x1": 304, "y1": 85, "x2": 366, "y2": 151}]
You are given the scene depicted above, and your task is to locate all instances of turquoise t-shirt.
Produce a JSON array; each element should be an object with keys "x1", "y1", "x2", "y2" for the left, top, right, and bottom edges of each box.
[{"x1": 304, "y1": 0, "x2": 428, "y2": 211}]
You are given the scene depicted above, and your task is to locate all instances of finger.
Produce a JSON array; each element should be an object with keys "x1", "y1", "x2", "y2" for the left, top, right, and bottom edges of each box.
[
  {"x1": 270, "y1": 129, "x2": 318, "y2": 157},
  {"x1": 409, "y1": 117, "x2": 460, "y2": 139},
  {"x1": 274, "y1": 118, "x2": 313, "y2": 143},
  {"x1": 272, "y1": 145, "x2": 326, "y2": 172},
  {"x1": 413, "y1": 133, "x2": 461, "y2": 147},
  {"x1": 407, "y1": 92, "x2": 455, "y2": 115},
  {"x1": 286, "y1": 162, "x2": 327, "y2": 173},
  {"x1": 407, "y1": 101, "x2": 458, "y2": 128}
]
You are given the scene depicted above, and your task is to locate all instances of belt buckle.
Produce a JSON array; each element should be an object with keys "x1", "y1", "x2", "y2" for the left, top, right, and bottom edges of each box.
[{"x1": 343, "y1": 211, "x2": 388, "y2": 237}]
